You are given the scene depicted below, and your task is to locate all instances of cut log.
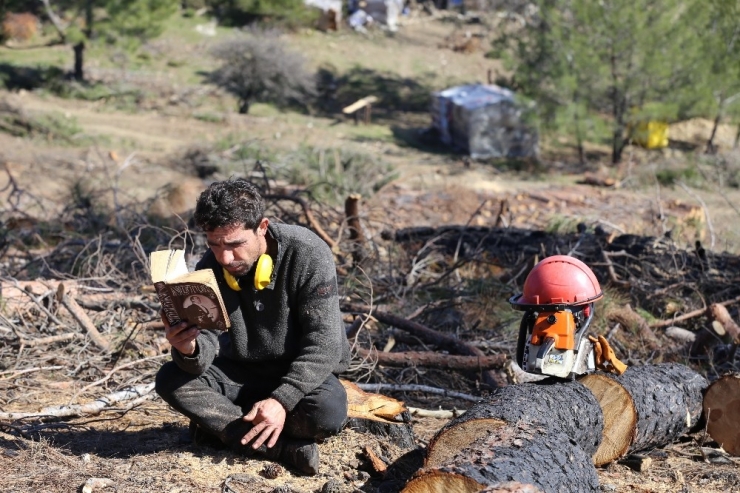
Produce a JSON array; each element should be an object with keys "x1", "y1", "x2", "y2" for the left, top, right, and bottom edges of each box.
[
  {"x1": 402, "y1": 424, "x2": 598, "y2": 493},
  {"x1": 577, "y1": 373, "x2": 636, "y2": 466},
  {"x1": 703, "y1": 373, "x2": 740, "y2": 456},
  {"x1": 580, "y1": 363, "x2": 707, "y2": 465},
  {"x1": 709, "y1": 304, "x2": 740, "y2": 343},
  {"x1": 425, "y1": 380, "x2": 603, "y2": 461},
  {"x1": 401, "y1": 381, "x2": 602, "y2": 492},
  {"x1": 341, "y1": 379, "x2": 416, "y2": 450}
]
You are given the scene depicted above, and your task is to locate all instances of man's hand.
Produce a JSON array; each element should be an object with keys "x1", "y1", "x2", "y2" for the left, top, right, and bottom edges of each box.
[
  {"x1": 241, "y1": 398, "x2": 287, "y2": 449},
  {"x1": 162, "y1": 313, "x2": 199, "y2": 356}
]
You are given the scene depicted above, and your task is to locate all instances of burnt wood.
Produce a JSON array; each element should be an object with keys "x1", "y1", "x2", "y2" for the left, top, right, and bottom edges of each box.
[{"x1": 404, "y1": 423, "x2": 599, "y2": 493}]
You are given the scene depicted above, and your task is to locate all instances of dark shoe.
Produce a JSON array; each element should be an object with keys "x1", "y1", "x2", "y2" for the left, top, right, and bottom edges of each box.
[
  {"x1": 280, "y1": 439, "x2": 319, "y2": 476},
  {"x1": 254, "y1": 439, "x2": 319, "y2": 476},
  {"x1": 189, "y1": 421, "x2": 226, "y2": 449}
]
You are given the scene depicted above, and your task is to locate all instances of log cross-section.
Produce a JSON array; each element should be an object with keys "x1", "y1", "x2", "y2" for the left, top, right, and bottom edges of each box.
[
  {"x1": 580, "y1": 363, "x2": 707, "y2": 465},
  {"x1": 703, "y1": 373, "x2": 740, "y2": 456}
]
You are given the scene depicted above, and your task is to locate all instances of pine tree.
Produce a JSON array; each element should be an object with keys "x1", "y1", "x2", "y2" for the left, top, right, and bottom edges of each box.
[
  {"x1": 40, "y1": 0, "x2": 178, "y2": 81},
  {"x1": 492, "y1": 0, "x2": 705, "y2": 164},
  {"x1": 694, "y1": 0, "x2": 740, "y2": 153}
]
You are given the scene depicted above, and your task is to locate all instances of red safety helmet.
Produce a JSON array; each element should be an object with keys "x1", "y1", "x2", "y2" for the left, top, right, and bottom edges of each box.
[{"x1": 510, "y1": 255, "x2": 603, "y2": 309}]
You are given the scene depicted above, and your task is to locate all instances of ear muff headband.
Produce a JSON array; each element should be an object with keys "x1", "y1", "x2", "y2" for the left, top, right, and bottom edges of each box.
[
  {"x1": 223, "y1": 254, "x2": 273, "y2": 291},
  {"x1": 223, "y1": 268, "x2": 241, "y2": 291}
]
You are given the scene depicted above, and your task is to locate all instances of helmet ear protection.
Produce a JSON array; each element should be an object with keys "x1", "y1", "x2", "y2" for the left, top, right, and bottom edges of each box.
[{"x1": 223, "y1": 254, "x2": 273, "y2": 291}]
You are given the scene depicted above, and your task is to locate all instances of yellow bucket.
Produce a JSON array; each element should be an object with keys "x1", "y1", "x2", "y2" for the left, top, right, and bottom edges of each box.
[{"x1": 631, "y1": 121, "x2": 669, "y2": 149}]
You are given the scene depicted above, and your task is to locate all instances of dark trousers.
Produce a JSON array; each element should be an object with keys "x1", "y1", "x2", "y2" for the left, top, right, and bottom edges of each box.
[{"x1": 155, "y1": 357, "x2": 348, "y2": 448}]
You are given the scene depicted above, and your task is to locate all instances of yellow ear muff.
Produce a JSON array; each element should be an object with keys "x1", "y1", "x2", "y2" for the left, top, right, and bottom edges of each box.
[
  {"x1": 223, "y1": 268, "x2": 241, "y2": 291},
  {"x1": 254, "y1": 254, "x2": 273, "y2": 290},
  {"x1": 223, "y1": 254, "x2": 273, "y2": 291}
]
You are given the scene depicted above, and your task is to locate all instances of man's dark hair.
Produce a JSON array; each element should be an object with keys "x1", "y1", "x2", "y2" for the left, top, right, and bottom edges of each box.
[{"x1": 194, "y1": 179, "x2": 265, "y2": 231}]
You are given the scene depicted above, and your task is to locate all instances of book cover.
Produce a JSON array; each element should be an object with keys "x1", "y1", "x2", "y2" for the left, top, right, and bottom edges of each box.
[{"x1": 150, "y1": 249, "x2": 231, "y2": 331}]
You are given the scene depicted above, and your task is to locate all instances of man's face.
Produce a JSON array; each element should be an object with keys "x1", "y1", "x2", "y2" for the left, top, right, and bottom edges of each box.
[{"x1": 206, "y1": 220, "x2": 268, "y2": 277}]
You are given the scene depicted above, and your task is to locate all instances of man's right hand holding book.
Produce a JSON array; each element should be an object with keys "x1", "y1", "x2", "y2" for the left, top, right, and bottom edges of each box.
[{"x1": 162, "y1": 314, "x2": 200, "y2": 356}]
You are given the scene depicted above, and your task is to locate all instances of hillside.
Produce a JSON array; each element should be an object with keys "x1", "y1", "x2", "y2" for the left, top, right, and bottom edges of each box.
[{"x1": 1, "y1": 7, "x2": 740, "y2": 493}]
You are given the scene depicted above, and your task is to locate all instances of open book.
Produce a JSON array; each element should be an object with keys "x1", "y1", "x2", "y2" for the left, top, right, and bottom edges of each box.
[{"x1": 150, "y1": 249, "x2": 230, "y2": 331}]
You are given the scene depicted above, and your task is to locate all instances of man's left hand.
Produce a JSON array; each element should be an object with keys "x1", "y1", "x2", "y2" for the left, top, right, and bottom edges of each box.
[{"x1": 241, "y1": 398, "x2": 287, "y2": 449}]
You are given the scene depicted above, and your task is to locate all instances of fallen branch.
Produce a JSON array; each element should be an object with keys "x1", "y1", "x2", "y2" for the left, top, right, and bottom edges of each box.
[
  {"x1": 18, "y1": 333, "x2": 79, "y2": 347},
  {"x1": 407, "y1": 407, "x2": 465, "y2": 419},
  {"x1": 709, "y1": 303, "x2": 740, "y2": 343},
  {"x1": 601, "y1": 249, "x2": 631, "y2": 287},
  {"x1": 356, "y1": 383, "x2": 479, "y2": 402},
  {"x1": 0, "y1": 366, "x2": 64, "y2": 380},
  {"x1": 650, "y1": 294, "x2": 740, "y2": 328},
  {"x1": 355, "y1": 347, "x2": 507, "y2": 371},
  {"x1": 69, "y1": 354, "x2": 169, "y2": 404},
  {"x1": 0, "y1": 382, "x2": 155, "y2": 421},
  {"x1": 265, "y1": 194, "x2": 337, "y2": 250},
  {"x1": 608, "y1": 304, "x2": 661, "y2": 350},
  {"x1": 344, "y1": 305, "x2": 507, "y2": 388},
  {"x1": 56, "y1": 283, "x2": 110, "y2": 351}
]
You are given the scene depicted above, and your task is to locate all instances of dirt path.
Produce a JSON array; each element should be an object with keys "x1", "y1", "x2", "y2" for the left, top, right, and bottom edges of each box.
[{"x1": 5, "y1": 88, "x2": 740, "y2": 254}]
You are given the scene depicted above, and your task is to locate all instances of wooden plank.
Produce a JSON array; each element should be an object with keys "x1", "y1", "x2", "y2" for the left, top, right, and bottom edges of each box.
[{"x1": 342, "y1": 95, "x2": 378, "y2": 114}]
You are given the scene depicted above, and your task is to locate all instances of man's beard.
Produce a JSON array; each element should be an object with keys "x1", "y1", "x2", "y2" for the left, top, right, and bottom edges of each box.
[{"x1": 224, "y1": 259, "x2": 254, "y2": 277}]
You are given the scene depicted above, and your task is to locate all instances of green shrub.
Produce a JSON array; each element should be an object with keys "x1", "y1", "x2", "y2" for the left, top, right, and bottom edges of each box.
[{"x1": 208, "y1": 28, "x2": 316, "y2": 114}]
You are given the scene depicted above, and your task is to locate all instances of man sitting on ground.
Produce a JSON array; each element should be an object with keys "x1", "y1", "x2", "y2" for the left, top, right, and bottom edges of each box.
[{"x1": 155, "y1": 178, "x2": 351, "y2": 475}]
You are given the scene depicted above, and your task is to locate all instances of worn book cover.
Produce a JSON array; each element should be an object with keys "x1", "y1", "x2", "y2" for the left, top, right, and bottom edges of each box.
[{"x1": 149, "y1": 249, "x2": 231, "y2": 331}]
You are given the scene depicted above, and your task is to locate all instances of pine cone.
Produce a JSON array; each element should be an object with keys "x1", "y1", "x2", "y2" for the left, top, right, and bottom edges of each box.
[{"x1": 261, "y1": 463, "x2": 283, "y2": 479}]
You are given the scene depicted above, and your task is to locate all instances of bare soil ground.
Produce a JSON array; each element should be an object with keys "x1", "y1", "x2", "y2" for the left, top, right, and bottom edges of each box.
[{"x1": 2, "y1": 14, "x2": 740, "y2": 493}]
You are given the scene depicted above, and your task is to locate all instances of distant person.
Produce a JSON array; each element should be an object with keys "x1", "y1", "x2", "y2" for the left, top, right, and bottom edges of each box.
[{"x1": 155, "y1": 178, "x2": 350, "y2": 476}]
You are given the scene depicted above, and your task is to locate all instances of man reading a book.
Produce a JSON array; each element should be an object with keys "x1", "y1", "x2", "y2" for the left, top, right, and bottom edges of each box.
[{"x1": 155, "y1": 178, "x2": 351, "y2": 476}]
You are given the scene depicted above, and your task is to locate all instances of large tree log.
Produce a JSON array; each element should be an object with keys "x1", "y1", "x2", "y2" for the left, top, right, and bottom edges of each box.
[
  {"x1": 401, "y1": 381, "x2": 603, "y2": 492},
  {"x1": 580, "y1": 363, "x2": 707, "y2": 465},
  {"x1": 425, "y1": 381, "x2": 603, "y2": 461},
  {"x1": 403, "y1": 424, "x2": 599, "y2": 493},
  {"x1": 703, "y1": 373, "x2": 740, "y2": 456}
]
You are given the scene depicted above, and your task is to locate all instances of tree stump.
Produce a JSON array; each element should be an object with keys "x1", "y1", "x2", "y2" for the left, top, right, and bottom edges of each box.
[
  {"x1": 703, "y1": 373, "x2": 740, "y2": 456},
  {"x1": 401, "y1": 381, "x2": 603, "y2": 492},
  {"x1": 580, "y1": 363, "x2": 707, "y2": 465}
]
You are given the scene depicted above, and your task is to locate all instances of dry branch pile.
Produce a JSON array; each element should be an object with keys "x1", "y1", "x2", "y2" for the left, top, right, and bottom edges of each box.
[{"x1": 3, "y1": 163, "x2": 740, "y2": 492}]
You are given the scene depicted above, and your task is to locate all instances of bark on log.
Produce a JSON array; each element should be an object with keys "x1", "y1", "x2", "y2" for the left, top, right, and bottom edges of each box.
[
  {"x1": 341, "y1": 379, "x2": 416, "y2": 450},
  {"x1": 401, "y1": 381, "x2": 602, "y2": 492},
  {"x1": 425, "y1": 381, "x2": 603, "y2": 462},
  {"x1": 403, "y1": 424, "x2": 599, "y2": 493},
  {"x1": 580, "y1": 363, "x2": 707, "y2": 465},
  {"x1": 703, "y1": 373, "x2": 740, "y2": 456}
]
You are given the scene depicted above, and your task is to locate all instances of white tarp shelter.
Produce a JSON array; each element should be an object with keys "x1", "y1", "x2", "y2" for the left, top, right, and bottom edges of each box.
[
  {"x1": 348, "y1": 0, "x2": 405, "y2": 31},
  {"x1": 304, "y1": 0, "x2": 343, "y2": 30},
  {"x1": 431, "y1": 84, "x2": 539, "y2": 159}
]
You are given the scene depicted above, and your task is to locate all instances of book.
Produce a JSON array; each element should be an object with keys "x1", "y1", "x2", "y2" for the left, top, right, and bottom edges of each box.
[{"x1": 149, "y1": 249, "x2": 231, "y2": 331}]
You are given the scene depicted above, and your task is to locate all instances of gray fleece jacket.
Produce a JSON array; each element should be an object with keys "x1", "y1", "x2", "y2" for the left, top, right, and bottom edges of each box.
[{"x1": 171, "y1": 223, "x2": 351, "y2": 412}]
